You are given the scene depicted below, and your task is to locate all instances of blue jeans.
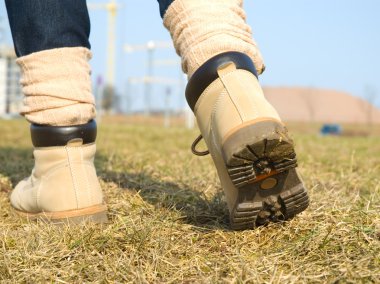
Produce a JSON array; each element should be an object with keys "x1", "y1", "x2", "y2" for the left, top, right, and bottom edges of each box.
[{"x1": 5, "y1": 0, "x2": 175, "y2": 57}]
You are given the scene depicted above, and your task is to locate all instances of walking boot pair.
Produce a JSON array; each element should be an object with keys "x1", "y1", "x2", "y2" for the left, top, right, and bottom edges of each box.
[{"x1": 10, "y1": 52, "x2": 308, "y2": 229}]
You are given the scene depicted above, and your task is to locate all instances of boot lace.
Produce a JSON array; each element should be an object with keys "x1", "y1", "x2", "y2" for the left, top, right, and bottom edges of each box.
[{"x1": 191, "y1": 134, "x2": 210, "y2": 156}]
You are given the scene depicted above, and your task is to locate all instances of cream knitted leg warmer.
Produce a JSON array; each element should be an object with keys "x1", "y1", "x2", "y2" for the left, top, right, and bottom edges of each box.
[
  {"x1": 16, "y1": 47, "x2": 96, "y2": 126},
  {"x1": 163, "y1": 0, "x2": 265, "y2": 77}
]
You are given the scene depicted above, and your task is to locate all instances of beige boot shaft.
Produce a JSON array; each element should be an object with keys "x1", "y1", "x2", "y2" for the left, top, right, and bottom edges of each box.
[
  {"x1": 194, "y1": 62, "x2": 280, "y2": 155},
  {"x1": 10, "y1": 142, "x2": 104, "y2": 213}
]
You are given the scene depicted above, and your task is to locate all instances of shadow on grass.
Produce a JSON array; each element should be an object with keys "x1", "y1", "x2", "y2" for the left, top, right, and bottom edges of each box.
[
  {"x1": 0, "y1": 147, "x2": 33, "y2": 190},
  {"x1": 96, "y1": 152, "x2": 230, "y2": 231},
  {"x1": 0, "y1": 147, "x2": 230, "y2": 230}
]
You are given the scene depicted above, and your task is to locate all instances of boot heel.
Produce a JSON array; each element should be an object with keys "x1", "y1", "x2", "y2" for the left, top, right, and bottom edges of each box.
[{"x1": 221, "y1": 119, "x2": 309, "y2": 230}]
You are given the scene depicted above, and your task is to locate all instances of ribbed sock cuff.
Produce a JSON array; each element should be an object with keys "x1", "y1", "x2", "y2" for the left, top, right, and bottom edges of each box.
[
  {"x1": 163, "y1": 0, "x2": 265, "y2": 77},
  {"x1": 16, "y1": 47, "x2": 96, "y2": 126}
]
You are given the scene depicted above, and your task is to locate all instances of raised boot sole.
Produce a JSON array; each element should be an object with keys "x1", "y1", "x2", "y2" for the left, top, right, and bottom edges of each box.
[
  {"x1": 221, "y1": 119, "x2": 309, "y2": 230},
  {"x1": 12, "y1": 204, "x2": 108, "y2": 224}
]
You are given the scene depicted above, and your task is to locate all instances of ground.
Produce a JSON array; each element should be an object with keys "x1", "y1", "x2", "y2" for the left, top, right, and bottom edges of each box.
[{"x1": 0, "y1": 118, "x2": 379, "y2": 283}]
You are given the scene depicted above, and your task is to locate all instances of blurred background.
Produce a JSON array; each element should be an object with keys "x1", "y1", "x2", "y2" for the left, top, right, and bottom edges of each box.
[{"x1": 0, "y1": 0, "x2": 379, "y2": 133}]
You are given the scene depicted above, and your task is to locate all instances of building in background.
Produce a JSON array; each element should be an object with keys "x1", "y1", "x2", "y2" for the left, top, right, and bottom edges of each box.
[{"x1": 0, "y1": 46, "x2": 22, "y2": 116}]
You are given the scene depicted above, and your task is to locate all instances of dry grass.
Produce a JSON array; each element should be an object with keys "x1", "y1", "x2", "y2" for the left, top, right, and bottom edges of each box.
[{"x1": 0, "y1": 118, "x2": 379, "y2": 283}]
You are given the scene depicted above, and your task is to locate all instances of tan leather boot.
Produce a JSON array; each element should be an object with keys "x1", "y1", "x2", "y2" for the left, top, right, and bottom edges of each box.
[
  {"x1": 10, "y1": 120, "x2": 107, "y2": 224},
  {"x1": 187, "y1": 52, "x2": 309, "y2": 230}
]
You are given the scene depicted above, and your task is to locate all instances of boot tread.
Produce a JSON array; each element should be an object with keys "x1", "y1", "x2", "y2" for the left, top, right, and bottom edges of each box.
[{"x1": 222, "y1": 120, "x2": 309, "y2": 230}]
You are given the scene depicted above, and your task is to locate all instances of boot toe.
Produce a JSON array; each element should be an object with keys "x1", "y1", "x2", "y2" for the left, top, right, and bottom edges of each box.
[
  {"x1": 10, "y1": 182, "x2": 24, "y2": 211},
  {"x1": 10, "y1": 177, "x2": 38, "y2": 213}
]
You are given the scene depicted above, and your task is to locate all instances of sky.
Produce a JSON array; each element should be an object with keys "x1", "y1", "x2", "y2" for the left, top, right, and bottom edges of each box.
[{"x1": 1, "y1": 0, "x2": 380, "y2": 111}]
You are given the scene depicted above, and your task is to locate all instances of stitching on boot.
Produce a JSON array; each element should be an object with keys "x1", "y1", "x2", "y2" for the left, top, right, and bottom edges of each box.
[
  {"x1": 66, "y1": 146, "x2": 80, "y2": 210},
  {"x1": 219, "y1": 71, "x2": 247, "y2": 122},
  {"x1": 210, "y1": 92, "x2": 227, "y2": 156},
  {"x1": 33, "y1": 177, "x2": 41, "y2": 211},
  {"x1": 81, "y1": 148, "x2": 93, "y2": 205}
]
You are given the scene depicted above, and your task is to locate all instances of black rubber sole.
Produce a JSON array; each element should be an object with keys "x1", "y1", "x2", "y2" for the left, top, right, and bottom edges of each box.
[{"x1": 222, "y1": 120, "x2": 309, "y2": 230}]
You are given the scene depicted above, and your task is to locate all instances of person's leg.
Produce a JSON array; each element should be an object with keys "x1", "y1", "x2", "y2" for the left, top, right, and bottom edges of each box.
[
  {"x1": 5, "y1": 0, "x2": 90, "y2": 57},
  {"x1": 5, "y1": 0, "x2": 95, "y2": 126},
  {"x1": 157, "y1": 0, "x2": 175, "y2": 18},
  {"x1": 5, "y1": 0, "x2": 107, "y2": 223},
  {"x1": 161, "y1": 0, "x2": 309, "y2": 230}
]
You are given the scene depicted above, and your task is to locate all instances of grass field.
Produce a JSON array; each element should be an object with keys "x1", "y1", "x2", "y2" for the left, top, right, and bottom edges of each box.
[{"x1": 0, "y1": 118, "x2": 379, "y2": 283}]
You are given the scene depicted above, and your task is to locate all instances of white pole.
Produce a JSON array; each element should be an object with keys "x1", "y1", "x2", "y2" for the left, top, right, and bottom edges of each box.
[
  {"x1": 164, "y1": 87, "x2": 171, "y2": 128},
  {"x1": 182, "y1": 74, "x2": 195, "y2": 129},
  {"x1": 186, "y1": 106, "x2": 195, "y2": 129}
]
